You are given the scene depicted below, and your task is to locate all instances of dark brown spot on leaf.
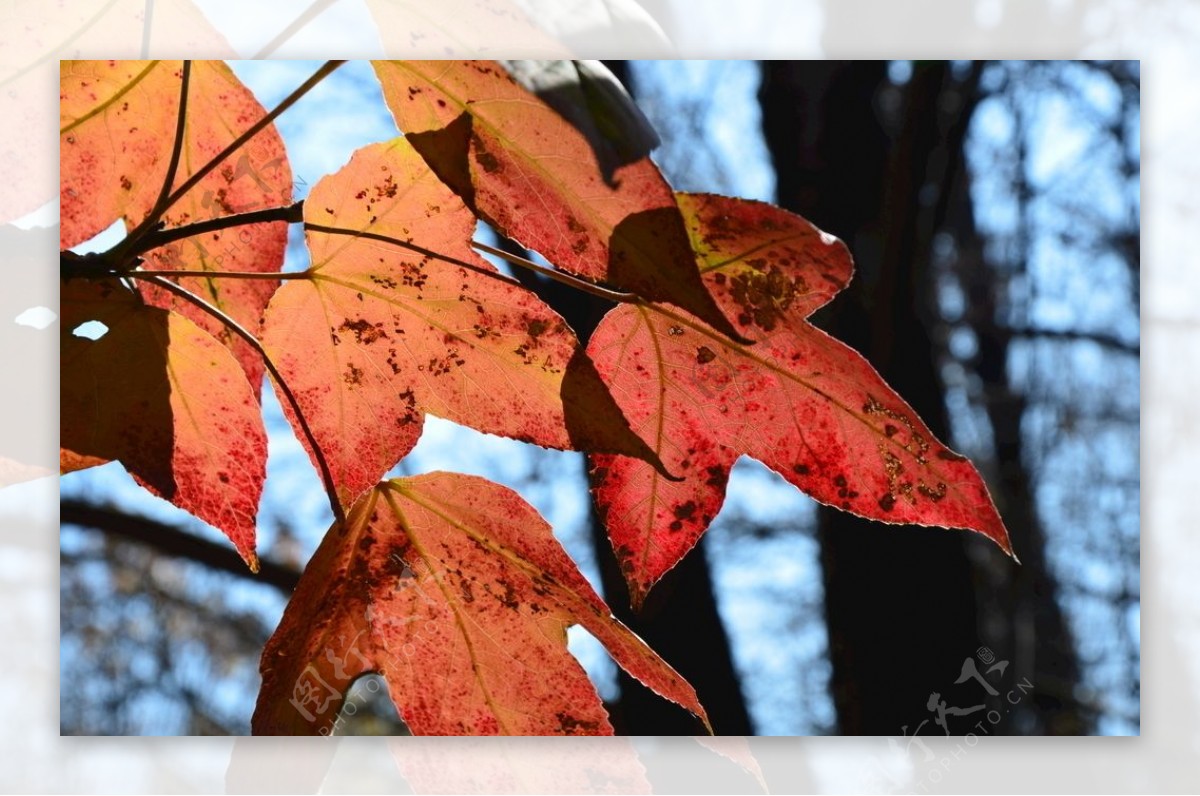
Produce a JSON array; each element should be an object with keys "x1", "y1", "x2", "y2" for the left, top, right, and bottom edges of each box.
[
  {"x1": 673, "y1": 501, "x2": 697, "y2": 521},
  {"x1": 339, "y1": 318, "x2": 388, "y2": 344},
  {"x1": 917, "y1": 481, "x2": 948, "y2": 502},
  {"x1": 476, "y1": 149, "x2": 501, "y2": 174}
]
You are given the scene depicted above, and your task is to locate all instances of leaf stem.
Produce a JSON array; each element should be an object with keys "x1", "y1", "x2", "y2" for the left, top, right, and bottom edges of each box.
[
  {"x1": 469, "y1": 239, "x2": 638, "y2": 303},
  {"x1": 152, "y1": 59, "x2": 190, "y2": 214},
  {"x1": 142, "y1": 271, "x2": 312, "y2": 279},
  {"x1": 303, "y1": 221, "x2": 520, "y2": 285},
  {"x1": 303, "y1": 219, "x2": 637, "y2": 304},
  {"x1": 109, "y1": 59, "x2": 193, "y2": 265},
  {"x1": 143, "y1": 269, "x2": 310, "y2": 281},
  {"x1": 134, "y1": 273, "x2": 347, "y2": 530},
  {"x1": 110, "y1": 60, "x2": 343, "y2": 270},
  {"x1": 127, "y1": 202, "x2": 304, "y2": 260},
  {"x1": 89, "y1": 190, "x2": 635, "y2": 304},
  {"x1": 163, "y1": 60, "x2": 345, "y2": 210}
]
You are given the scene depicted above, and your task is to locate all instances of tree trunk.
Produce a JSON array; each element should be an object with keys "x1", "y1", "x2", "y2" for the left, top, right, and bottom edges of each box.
[
  {"x1": 760, "y1": 60, "x2": 988, "y2": 734},
  {"x1": 759, "y1": 59, "x2": 1087, "y2": 735},
  {"x1": 948, "y1": 81, "x2": 1085, "y2": 734}
]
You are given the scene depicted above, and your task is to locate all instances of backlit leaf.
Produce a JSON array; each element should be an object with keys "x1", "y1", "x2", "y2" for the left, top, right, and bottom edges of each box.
[
  {"x1": 370, "y1": 59, "x2": 747, "y2": 341},
  {"x1": 1, "y1": 0, "x2": 232, "y2": 222},
  {"x1": 261, "y1": 138, "x2": 663, "y2": 507},
  {"x1": 60, "y1": 278, "x2": 266, "y2": 566},
  {"x1": 499, "y1": 59, "x2": 661, "y2": 182},
  {"x1": 60, "y1": 59, "x2": 291, "y2": 393},
  {"x1": 252, "y1": 472, "x2": 709, "y2": 735},
  {"x1": 589, "y1": 193, "x2": 1014, "y2": 605}
]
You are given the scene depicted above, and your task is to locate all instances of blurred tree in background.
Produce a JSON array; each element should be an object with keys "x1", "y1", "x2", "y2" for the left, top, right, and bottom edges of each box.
[{"x1": 60, "y1": 59, "x2": 1139, "y2": 737}]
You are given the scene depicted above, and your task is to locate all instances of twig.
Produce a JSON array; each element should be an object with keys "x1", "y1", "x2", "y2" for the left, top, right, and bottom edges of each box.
[
  {"x1": 110, "y1": 59, "x2": 192, "y2": 264},
  {"x1": 62, "y1": 499, "x2": 301, "y2": 592},
  {"x1": 112, "y1": 61, "x2": 343, "y2": 268},
  {"x1": 304, "y1": 221, "x2": 523, "y2": 284}
]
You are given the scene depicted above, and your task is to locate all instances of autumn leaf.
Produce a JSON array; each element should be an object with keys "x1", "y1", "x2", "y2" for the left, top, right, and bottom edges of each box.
[
  {"x1": 261, "y1": 137, "x2": 665, "y2": 507},
  {"x1": 252, "y1": 472, "x2": 709, "y2": 736},
  {"x1": 1, "y1": 0, "x2": 233, "y2": 223},
  {"x1": 589, "y1": 193, "x2": 1014, "y2": 606},
  {"x1": 60, "y1": 278, "x2": 266, "y2": 567},
  {"x1": 60, "y1": 59, "x2": 291, "y2": 393},
  {"x1": 370, "y1": 60, "x2": 748, "y2": 342},
  {"x1": 499, "y1": 59, "x2": 661, "y2": 182}
]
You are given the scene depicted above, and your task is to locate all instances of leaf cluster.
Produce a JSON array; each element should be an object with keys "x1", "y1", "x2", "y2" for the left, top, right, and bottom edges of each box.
[{"x1": 59, "y1": 60, "x2": 1012, "y2": 735}]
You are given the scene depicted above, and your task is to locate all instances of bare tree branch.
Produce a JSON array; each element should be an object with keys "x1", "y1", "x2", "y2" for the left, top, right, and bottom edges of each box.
[{"x1": 61, "y1": 499, "x2": 300, "y2": 592}]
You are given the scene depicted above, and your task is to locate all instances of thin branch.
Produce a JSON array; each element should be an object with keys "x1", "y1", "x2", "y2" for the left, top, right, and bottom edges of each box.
[
  {"x1": 252, "y1": 0, "x2": 341, "y2": 59},
  {"x1": 94, "y1": 188, "x2": 634, "y2": 308},
  {"x1": 470, "y1": 239, "x2": 637, "y2": 303},
  {"x1": 62, "y1": 499, "x2": 300, "y2": 592},
  {"x1": 110, "y1": 61, "x2": 341, "y2": 269},
  {"x1": 134, "y1": 273, "x2": 347, "y2": 529},
  {"x1": 1013, "y1": 327, "x2": 1139, "y2": 356}
]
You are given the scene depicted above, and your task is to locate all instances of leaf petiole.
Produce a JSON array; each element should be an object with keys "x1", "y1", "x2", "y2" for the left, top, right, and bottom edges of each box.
[
  {"x1": 141, "y1": 269, "x2": 310, "y2": 280},
  {"x1": 134, "y1": 272, "x2": 348, "y2": 530},
  {"x1": 107, "y1": 59, "x2": 193, "y2": 266},
  {"x1": 115, "y1": 60, "x2": 344, "y2": 263},
  {"x1": 125, "y1": 202, "x2": 305, "y2": 261},
  {"x1": 162, "y1": 60, "x2": 345, "y2": 211},
  {"x1": 104, "y1": 191, "x2": 639, "y2": 307},
  {"x1": 468, "y1": 239, "x2": 638, "y2": 303},
  {"x1": 304, "y1": 219, "x2": 638, "y2": 304}
]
